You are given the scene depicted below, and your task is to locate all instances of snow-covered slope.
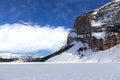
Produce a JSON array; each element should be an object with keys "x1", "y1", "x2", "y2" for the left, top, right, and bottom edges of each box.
[{"x1": 47, "y1": 42, "x2": 120, "y2": 63}]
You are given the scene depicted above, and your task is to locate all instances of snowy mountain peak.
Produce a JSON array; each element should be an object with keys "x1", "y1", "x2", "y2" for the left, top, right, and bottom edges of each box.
[{"x1": 0, "y1": 53, "x2": 41, "y2": 62}]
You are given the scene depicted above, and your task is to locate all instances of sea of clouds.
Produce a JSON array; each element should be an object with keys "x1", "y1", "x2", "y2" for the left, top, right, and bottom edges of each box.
[{"x1": 0, "y1": 23, "x2": 69, "y2": 54}]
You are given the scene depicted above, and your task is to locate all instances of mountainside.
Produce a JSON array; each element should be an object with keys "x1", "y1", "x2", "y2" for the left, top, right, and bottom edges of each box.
[
  {"x1": 47, "y1": 44, "x2": 120, "y2": 62},
  {"x1": 67, "y1": 0, "x2": 120, "y2": 51},
  {"x1": 46, "y1": 0, "x2": 120, "y2": 62}
]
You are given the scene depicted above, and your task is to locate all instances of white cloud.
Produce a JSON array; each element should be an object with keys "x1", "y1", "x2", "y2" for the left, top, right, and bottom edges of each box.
[{"x1": 0, "y1": 23, "x2": 69, "y2": 53}]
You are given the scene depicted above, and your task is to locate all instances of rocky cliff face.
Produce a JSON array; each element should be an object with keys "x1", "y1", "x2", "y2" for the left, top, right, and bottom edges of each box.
[{"x1": 67, "y1": 0, "x2": 120, "y2": 51}]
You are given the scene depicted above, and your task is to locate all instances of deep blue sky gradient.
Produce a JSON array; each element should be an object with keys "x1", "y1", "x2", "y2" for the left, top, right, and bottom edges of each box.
[{"x1": 0, "y1": 0, "x2": 111, "y2": 28}]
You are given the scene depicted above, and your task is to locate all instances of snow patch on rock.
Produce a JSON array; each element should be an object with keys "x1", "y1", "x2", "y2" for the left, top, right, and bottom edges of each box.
[
  {"x1": 91, "y1": 20, "x2": 103, "y2": 27},
  {"x1": 92, "y1": 32, "x2": 106, "y2": 39},
  {"x1": 69, "y1": 32, "x2": 77, "y2": 38}
]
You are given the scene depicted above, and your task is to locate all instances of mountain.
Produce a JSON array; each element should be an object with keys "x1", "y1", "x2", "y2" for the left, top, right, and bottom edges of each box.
[
  {"x1": 67, "y1": 0, "x2": 120, "y2": 51},
  {"x1": 0, "y1": 53, "x2": 41, "y2": 62},
  {"x1": 44, "y1": 0, "x2": 120, "y2": 62}
]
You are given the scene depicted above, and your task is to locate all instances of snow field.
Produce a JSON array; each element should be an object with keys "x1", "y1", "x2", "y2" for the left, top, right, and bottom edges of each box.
[{"x1": 0, "y1": 63, "x2": 120, "y2": 80}]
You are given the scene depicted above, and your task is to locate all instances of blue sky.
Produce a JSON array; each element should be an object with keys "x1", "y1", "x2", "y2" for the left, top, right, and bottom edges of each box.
[
  {"x1": 0, "y1": 0, "x2": 110, "y2": 28},
  {"x1": 0, "y1": 0, "x2": 111, "y2": 56}
]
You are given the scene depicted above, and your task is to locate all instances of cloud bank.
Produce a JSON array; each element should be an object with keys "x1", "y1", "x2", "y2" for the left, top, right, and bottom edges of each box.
[{"x1": 0, "y1": 23, "x2": 69, "y2": 53}]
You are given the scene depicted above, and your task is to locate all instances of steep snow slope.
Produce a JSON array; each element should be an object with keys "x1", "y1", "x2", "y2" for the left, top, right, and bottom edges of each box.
[{"x1": 47, "y1": 43, "x2": 120, "y2": 63}]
